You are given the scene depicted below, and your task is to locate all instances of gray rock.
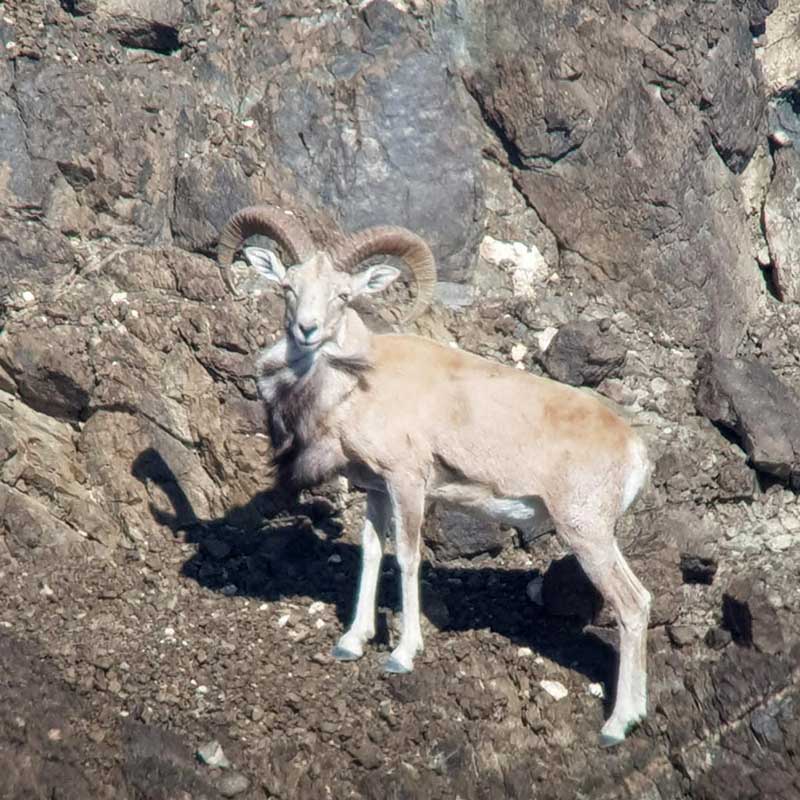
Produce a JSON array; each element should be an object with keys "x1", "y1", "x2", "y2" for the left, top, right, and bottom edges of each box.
[
  {"x1": 764, "y1": 146, "x2": 800, "y2": 302},
  {"x1": 722, "y1": 575, "x2": 785, "y2": 655},
  {"x1": 680, "y1": 553, "x2": 718, "y2": 585},
  {"x1": 197, "y1": 739, "x2": 231, "y2": 770},
  {"x1": 218, "y1": 771, "x2": 250, "y2": 797},
  {"x1": 541, "y1": 320, "x2": 626, "y2": 387},
  {"x1": 696, "y1": 354, "x2": 800, "y2": 487}
]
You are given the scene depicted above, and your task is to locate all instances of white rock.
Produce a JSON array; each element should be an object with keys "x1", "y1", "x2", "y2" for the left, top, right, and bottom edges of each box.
[
  {"x1": 308, "y1": 601, "x2": 325, "y2": 615},
  {"x1": 163, "y1": 626, "x2": 176, "y2": 638},
  {"x1": 110, "y1": 291, "x2": 128, "y2": 305},
  {"x1": 587, "y1": 682, "x2": 605, "y2": 699},
  {"x1": 277, "y1": 613, "x2": 291, "y2": 628},
  {"x1": 536, "y1": 327, "x2": 558, "y2": 353},
  {"x1": 314, "y1": 618, "x2": 325, "y2": 630},
  {"x1": 511, "y1": 343, "x2": 528, "y2": 363},
  {"x1": 21, "y1": 290, "x2": 35, "y2": 304},
  {"x1": 540, "y1": 679, "x2": 569, "y2": 701},
  {"x1": 769, "y1": 533, "x2": 794, "y2": 552},
  {"x1": 197, "y1": 739, "x2": 231, "y2": 769},
  {"x1": 479, "y1": 235, "x2": 549, "y2": 298},
  {"x1": 526, "y1": 576, "x2": 544, "y2": 606},
  {"x1": 650, "y1": 377, "x2": 669, "y2": 396},
  {"x1": 196, "y1": 685, "x2": 209, "y2": 695},
  {"x1": 516, "y1": 647, "x2": 534, "y2": 658}
]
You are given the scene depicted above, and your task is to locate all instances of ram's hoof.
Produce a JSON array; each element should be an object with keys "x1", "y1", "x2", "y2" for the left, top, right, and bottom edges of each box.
[
  {"x1": 598, "y1": 731, "x2": 625, "y2": 748},
  {"x1": 383, "y1": 655, "x2": 412, "y2": 674},
  {"x1": 331, "y1": 645, "x2": 361, "y2": 662}
]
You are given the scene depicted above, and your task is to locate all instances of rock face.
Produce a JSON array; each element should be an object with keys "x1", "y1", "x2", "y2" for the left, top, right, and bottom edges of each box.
[{"x1": 2, "y1": 0, "x2": 800, "y2": 797}]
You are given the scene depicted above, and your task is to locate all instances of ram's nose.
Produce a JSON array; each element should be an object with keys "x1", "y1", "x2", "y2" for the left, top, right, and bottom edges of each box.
[{"x1": 298, "y1": 321, "x2": 318, "y2": 339}]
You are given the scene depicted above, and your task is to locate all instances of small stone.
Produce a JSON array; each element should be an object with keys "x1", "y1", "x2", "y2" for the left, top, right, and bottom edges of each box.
[
  {"x1": 768, "y1": 533, "x2": 793, "y2": 552},
  {"x1": 705, "y1": 626, "x2": 732, "y2": 650},
  {"x1": 21, "y1": 290, "x2": 35, "y2": 304},
  {"x1": 667, "y1": 625, "x2": 697, "y2": 648},
  {"x1": 277, "y1": 613, "x2": 291, "y2": 627},
  {"x1": 163, "y1": 626, "x2": 176, "y2": 638},
  {"x1": 308, "y1": 601, "x2": 326, "y2": 615},
  {"x1": 536, "y1": 327, "x2": 558, "y2": 352},
  {"x1": 680, "y1": 553, "x2": 718, "y2": 585},
  {"x1": 539, "y1": 680, "x2": 569, "y2": 701},
  {"x1": 723, "y1": 576, "x2": 785, "y2": 654},
  {"x1": 110, "y1": 291, "x2": 128, "y2": 304},
  {"x1": 218, "y1": 771, "x2": 250, "y2": 797},
  {"x1": 196, "y1": 685, "x2": 209, "y2": 695},
  {"x1": 197, "y1": 739, "x2": 231, "y2": 769},
  {"x1": 251, "y1": 706, "x2": 265, "y2": 722},
  {"x1": 39, "y1": 582, "x2": 55, "y2": 599},
  {"x1": 221, "y1": 583, "x2": 238, "y2": 596},
  {"x1": 511, "y1": 343, "x2": 528, "y2": 363},
  {"x1": 327, "y1": 554, "x2": 342, "y2": 564},
  {"x1": 314, "y1": 618, "x2": 325, "y2": 630},
  {"x1": 526, "y1": 576, "x2": 544, "y2": 606},
  {"x1": 587, "y1": 682, "x2": 605, "y2": 699},
  {"x1": 517, "y1": 647, "x2": 534, "y2": 658},
  {"x1": 204, "y1": 538, "x2": 232, "y2": 560},
  {"x1": 47, "y1": 728, "x2": 62, "y2": 741}
]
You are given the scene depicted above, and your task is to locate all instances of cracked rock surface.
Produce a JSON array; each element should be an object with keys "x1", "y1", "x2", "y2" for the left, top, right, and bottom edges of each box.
[{"x1": 1, "y1": 0, "x2": 800, "y2": 798}]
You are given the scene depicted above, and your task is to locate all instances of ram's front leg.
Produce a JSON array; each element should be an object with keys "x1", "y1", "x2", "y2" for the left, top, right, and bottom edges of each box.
[
  {"x1": 333, "y1": 491, "x2": 391, "y2": 661},
  {"x1": 384, "y1": 477, "x2": 426, "y2": 674}
]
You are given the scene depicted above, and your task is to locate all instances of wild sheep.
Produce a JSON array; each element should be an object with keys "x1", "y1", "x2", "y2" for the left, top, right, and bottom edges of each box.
[{"x1": 218, "y1": 206, "x2": 652, "y2": 746}]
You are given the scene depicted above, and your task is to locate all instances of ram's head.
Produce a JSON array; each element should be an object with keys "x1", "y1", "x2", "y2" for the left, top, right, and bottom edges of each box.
[{"x1": 218, "y1": 207, "x2": 436, "y2": 355}]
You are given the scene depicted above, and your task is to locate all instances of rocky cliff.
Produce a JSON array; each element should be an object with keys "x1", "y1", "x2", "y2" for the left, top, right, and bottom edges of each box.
[{"x1": 1, "y1": 1, "x2": 800, "y2": 798}]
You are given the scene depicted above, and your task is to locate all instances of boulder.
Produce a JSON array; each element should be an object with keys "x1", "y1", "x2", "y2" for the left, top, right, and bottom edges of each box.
[
  {"x1": 696, "y1": 354, "x2": 800, "y2": 487},
  {"x1": 541, "y1": 319, "x2": 626, "y2": 387}
]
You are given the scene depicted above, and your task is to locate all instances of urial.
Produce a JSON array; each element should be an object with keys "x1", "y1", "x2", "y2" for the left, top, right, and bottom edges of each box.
[{"x1": 219, "y1": 206, "x2": 651, "y2": 746}]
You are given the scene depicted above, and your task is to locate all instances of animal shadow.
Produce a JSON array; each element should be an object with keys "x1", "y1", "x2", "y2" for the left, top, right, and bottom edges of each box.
[{"x1": 131, "y1": 448, "x2": 617, "y2": 699}]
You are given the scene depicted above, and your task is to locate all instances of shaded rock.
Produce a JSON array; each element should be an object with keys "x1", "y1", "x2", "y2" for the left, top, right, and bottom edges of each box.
[
  {"x1": 705, "y1": 626, "x2": 733, "y2": 650},
  {"x1": 722, "y1": 575, "x2": 785, "y2": 654},
  {"x1": 680, "y1": 553, "x2": 718, "y2": 585},
  {"x1": 423, "y1": 505, "x2": 512, "y2": 561},
  {"x1": 696, "y1": 354, "x2": 800, "y2": 487},
  {"x1": 541, "y1": 320, "x2": 626, "y2": 387}
]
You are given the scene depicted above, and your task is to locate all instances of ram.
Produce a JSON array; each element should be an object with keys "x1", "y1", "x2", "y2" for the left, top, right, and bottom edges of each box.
[{"x1": 218, "y1": 206, "x2": 652, "y2": 745}]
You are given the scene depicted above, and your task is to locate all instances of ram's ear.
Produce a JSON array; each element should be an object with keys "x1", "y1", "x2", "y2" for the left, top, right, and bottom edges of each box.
[
  {"x1": 244, "y1": 246, "x2": 286, "y2": 283},
  {"x1": 350, "y1": 264, "x2": 401, "y2": 297}
]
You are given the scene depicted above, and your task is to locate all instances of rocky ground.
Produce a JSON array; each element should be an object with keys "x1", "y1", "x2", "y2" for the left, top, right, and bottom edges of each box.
[{"x1": 2, "y1": 0, "x2": 800, "y2": 798}]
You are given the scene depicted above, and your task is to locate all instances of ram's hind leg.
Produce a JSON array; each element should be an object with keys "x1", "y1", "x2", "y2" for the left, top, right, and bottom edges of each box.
[
  {"x1": 384, "y1": 476, "x2": 426, "y2": 674},
  {"x1": 333, "y1": 491, "x2": 391, "y2": 661},
  {"x1": 558, "y1": 517, "x2": 651, "y2": 746}
]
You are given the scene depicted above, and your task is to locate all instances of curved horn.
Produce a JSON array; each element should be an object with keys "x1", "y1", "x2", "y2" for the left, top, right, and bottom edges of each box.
[
  {"x1": 331, "y1": 226, "x2": 436, "y2": 322},
  {"x1": 217, "y1": 206, "x2": 316, "y2": 295}
]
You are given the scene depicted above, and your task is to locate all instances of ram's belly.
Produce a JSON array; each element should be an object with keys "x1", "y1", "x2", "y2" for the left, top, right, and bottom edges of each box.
[{"x1": 428, "y1": 482, "x2": 552, "y2": 534}]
